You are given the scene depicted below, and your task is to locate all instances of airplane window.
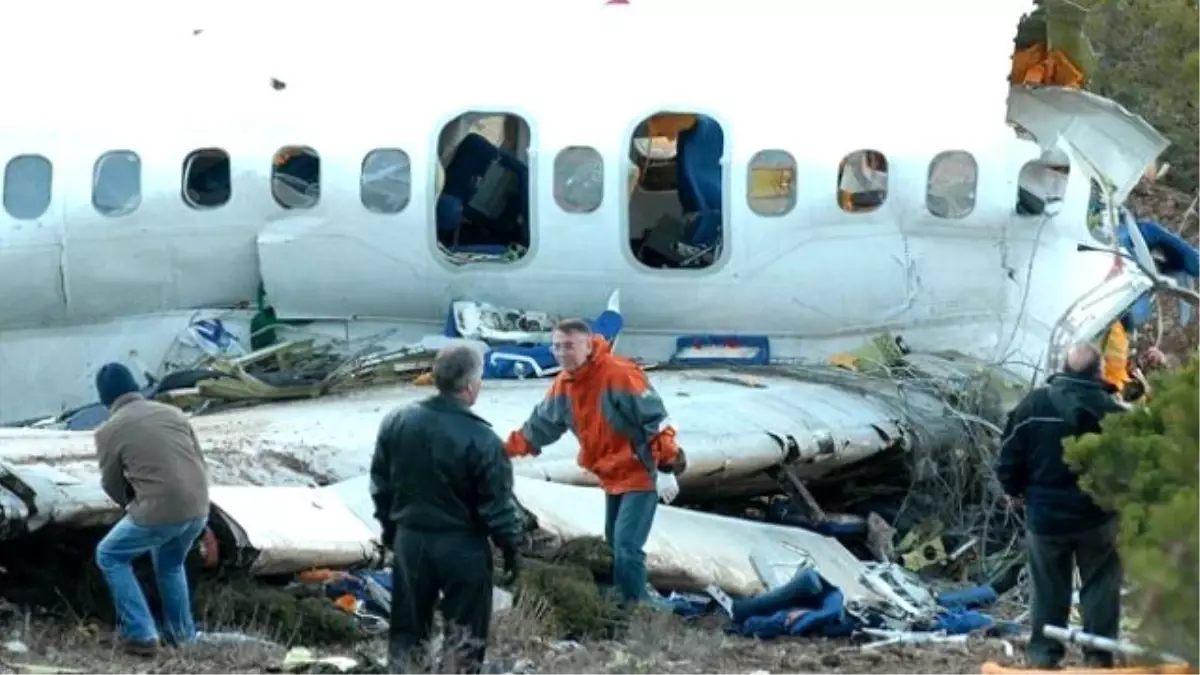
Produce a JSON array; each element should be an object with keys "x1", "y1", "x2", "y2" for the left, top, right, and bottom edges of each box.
[
  {"x1": 747, "y1": 150, "x2": 797, "y2": 217},
  {"x1": 3, "y1": 154, "x2": 52, "y2": 220},
  {"x1": 434, "y1": 111, "x2": 532, "y2": 265},
  {"x1": 554, "y1": 146, "x2": 604, "y2": 214},
  {"x1": 182, "y1": 148, "x2": 231, "y2": 209},
  {"x1": 272, "y1": 146, "x2": 320, "y2": 210},
  {"x1": 628, "y1": 112, "x2": 725, "y2": 270},
  {"x1": 926, "y1": 150, "x2": 977, "y2": 220},
  {"x1": 1016, "y1": 158, "x2": 1070, "y2": 219},
  {"x1": 361, "y1": 148, "x2": 411, "y2": 215},
  {"x1": 93, "y1": 150, "x2": 142, "y2": 217},
  {"x1": 836, "y1": 150, "x2": 888, "y2": 213}
]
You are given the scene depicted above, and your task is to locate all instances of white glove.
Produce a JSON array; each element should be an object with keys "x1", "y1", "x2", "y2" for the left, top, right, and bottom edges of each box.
[{"x1": 656, "y1": 472, "x2": 680, "y2": 504}]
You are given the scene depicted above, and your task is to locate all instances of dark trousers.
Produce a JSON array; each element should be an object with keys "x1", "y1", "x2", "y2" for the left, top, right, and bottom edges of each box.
[
  {"x1": 604, "y1": 490, "x2": 658, "y2": 605},
  {"x1": 387, "y1": 528, "x2": 494, "y2": 674},
  {"x1": 1026, "y1": 518, "x2": 1123, "y2": 668}
]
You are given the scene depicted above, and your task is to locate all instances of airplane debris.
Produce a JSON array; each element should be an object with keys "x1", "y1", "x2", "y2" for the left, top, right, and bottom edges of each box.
[
  {"x1": 0, "y1": 334, "x2": 1036, "y2": 651},
  {"x1": 1042, "y1": 625, "x2": 1191, "y2": 666}
]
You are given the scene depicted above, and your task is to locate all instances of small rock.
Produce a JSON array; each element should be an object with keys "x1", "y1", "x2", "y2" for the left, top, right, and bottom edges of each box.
[{"x1": 4, "y1": 640, "x2": 29, "y2": 654}]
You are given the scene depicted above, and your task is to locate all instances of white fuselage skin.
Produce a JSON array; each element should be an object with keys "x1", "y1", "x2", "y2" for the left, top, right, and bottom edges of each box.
[{"x1": 0, "y1": 2, "x2": 1143, "y2": 422}]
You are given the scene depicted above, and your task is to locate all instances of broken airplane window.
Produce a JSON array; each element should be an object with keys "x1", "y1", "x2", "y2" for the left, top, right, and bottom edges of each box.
[
  {"x1": 926, "y1": 150, "x2": 978, "y2": 220},
  {"x1": 836, "y1": 150, "x2": 888, "y2": 213},
  {"x1": 628, "y1": 112, "x2": 725, "y2": 269},
  {"x1": 182, "y1": 148, "x2": 231, "y2": 209},
  {"x1": 434, "y1": 112, "x2": 531, "y2": 264},
  {"x1": 2, "y1": 154, "x2": 52, "y2": 220},
  {"x1": 747, "y1": 150, "x2": 797, "y2": 217},
  {"x1": 272, "y1": 146, "x2": 320, "y2": 210},
  {"x1": 554, "y1": 146, "x2": 604, "y2": 214},
  {"x1": 1015, "y1": 158, "x2": 1069, "y2": 218},
  {"x1": 92, "y1": 150, "x2": 142, "y2": 217},
  {"x1": 361, "y1": 148, "x2": 411, "y2": 215}
]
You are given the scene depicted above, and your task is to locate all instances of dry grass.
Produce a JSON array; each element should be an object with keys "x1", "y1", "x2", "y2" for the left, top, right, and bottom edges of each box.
[{"x1": 0, "y1": 596, "x2": 1032, "y2": 675}]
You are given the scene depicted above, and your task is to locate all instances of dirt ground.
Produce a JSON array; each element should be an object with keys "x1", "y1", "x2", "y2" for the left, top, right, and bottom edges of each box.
[{"x1": 0, "y1": 600, "x2": 1037, "y2": 675}]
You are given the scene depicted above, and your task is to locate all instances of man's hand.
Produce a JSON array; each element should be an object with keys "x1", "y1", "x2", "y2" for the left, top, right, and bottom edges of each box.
[
  {"x1": 656, "y1": 473, "x2": 680, "y2": 504},
  {"x1": 504, "y1": 430, "x2": 538, "y2": 458},
  {"x1": 380, "y1": 522, "x2": 396, "y2": 552},
  {"x1": 500, "y1": 547, "x2": 521, "y2": 585},
  {"x1": 658, "y1": 447, "x2": 688, "y2": 477},
  {"x1": 1140, "y1": 346, "x2": 1167, "y2": 370}
]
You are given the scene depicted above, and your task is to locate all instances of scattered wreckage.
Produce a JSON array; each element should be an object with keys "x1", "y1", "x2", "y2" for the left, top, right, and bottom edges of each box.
[
  {"x1": 1, "y1": 20, "x2": 1198, "y2": 667},
  {"x1": 0, "y1": 312, "x2": 1033, "y2": 657}
]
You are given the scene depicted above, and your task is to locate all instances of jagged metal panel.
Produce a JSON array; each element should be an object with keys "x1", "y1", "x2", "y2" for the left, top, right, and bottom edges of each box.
[
  {"x1": 1007, "y1": 85, "x2": 1169, "y2": 203},
  {"x1": 331, "y1": 474, "x2": 875, "y2": 600},
  {"x1": 207, "y1": 484, "x2": 382, "y2": 575}
]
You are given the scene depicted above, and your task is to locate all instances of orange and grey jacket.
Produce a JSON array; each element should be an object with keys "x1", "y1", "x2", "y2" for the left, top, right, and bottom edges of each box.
[{"x1": 505, "y1": 335, "x2": 680, "y2": 494}]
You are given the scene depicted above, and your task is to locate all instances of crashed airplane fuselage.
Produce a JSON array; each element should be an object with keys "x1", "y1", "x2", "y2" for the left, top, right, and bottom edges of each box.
[
  {"x1": 0, "y1": 0, "x2": 1169, "y2": 423},
  {"x1": 0, "y1": 0, "x2": 1191, "y2": 604}
]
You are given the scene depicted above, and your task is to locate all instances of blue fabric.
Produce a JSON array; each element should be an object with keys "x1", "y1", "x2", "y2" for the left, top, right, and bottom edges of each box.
[
  {"x1": 1116, "y1": 219, "x2": 1199, "y2": 328},
  {"x1": 95, "y1": 515, "x2": 208, "y2": 644},
  {"x1": 675, "y1": 115, "x2": 724, "y2": 248},
  {"x1": 728, "y1": 570, "x2": 854, "y2": 639},
  {"x1": 604, "y1": 490, "x2": 658, "y2": 605},
  {"x1": 437, "y1": 133, "x2": 529, "y2": 246},
  {"x1": 436, "y1": 194, "x2": 465, "y2": 236},
  {"x1": 324, "y1": 569, "x2": 393, "y2": 617},
  {"x1": 936, "y1": 585, "x2": 998, "y2": 610},
  {"x1": 667, "y1": 568, "x2": 1000, "y2": 641},
  {"x1": 933, "y1": 608, "x2": 996, "y2": 635},
  {"x1": 1118, "y1": 219, "x2": 1200, "y2": 278},
  {"x1": 732, "y1": 567, "x2": 823, "y2": 623},
  {"x1": 95, "y1": 362, "x2": 141, "y2": 408}
]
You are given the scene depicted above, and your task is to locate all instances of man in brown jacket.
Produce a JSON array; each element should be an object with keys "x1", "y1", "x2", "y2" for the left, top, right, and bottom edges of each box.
[{"x1": 92, "y1": 363, "x2": 210, "y2": 656}]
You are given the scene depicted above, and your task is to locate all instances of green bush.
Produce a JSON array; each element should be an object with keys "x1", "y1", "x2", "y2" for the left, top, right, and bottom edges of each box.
[{"x1": 1065, "y1": 357, "x2": 1199, "y2": 664}]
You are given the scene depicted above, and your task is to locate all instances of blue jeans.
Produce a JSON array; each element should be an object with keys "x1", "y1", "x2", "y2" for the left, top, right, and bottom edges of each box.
[
  {"x1": 95, "y1": 515, "x2": 208, "y2": 644},
  {"x1": 604, "y1": 490, "x2": 658, "y2": 605}
]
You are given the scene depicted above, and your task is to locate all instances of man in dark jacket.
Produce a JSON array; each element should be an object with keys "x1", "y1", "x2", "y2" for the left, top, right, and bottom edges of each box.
[
  {"x1": 995, "y1": 343, "x2": 1128, "y2": 669},
  {"x1": 370, "y1": 344, "x2": 523, "y2": 674}
]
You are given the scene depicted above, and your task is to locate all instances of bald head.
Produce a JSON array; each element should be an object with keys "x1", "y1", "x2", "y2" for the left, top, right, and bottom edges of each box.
[{"x1": 1064, "y1": 342, "x2": 1103, "y2": 379}]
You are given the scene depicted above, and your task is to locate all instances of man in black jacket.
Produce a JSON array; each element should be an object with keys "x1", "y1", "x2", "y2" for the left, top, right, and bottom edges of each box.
[
  {"x1": 996, "y1": 343, "x2": 1128, "y2": 669},
  {"x1": 370, "y1": 344, "x2": 523, "y2": 674}
]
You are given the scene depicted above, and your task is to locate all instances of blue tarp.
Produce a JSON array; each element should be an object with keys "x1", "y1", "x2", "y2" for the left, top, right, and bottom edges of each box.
[{"x1": 667, "y1": 568, "x2": 1008, "y2": 641}]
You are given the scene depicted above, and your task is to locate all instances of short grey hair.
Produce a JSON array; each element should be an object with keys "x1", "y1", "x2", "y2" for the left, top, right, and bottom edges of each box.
[{"x1": 432, "y1": 344, "x2": 484, "y2": 395}]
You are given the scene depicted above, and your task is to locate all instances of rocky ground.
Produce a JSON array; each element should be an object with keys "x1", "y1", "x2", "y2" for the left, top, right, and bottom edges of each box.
[{"x1": 0, "y1": 599, "x2": 1041, "y2": 675}]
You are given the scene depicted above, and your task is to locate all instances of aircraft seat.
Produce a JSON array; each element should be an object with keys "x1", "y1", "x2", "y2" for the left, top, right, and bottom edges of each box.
[
  {"x1": 675, "y1": 115, "x2": 724, "y2": 250},
  {"x1": 467, "y1": 145, "x2": 529, "y2": 243},
  {"x1": 437, "y1": 132, "x2": 529, "y2": 245},
  {"x1": 436, "y1": 194, "x2": 465, "y2": 237},
  {"x1": 438, "y1": 133, "x2": 499, "y2": 234}
]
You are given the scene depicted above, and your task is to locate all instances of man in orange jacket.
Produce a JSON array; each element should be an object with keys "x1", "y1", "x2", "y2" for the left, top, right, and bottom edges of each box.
[{"x1": 504, "y1": 318, "x2": 687, "y2": 606}]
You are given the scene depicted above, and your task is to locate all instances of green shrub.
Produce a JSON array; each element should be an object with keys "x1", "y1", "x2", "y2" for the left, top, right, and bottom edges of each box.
[{"x1": 1065, "y1": 357, "x2": 1199, "y2": 664}]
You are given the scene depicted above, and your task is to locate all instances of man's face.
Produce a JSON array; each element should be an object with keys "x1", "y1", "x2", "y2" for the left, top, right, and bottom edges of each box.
[{"x1": 551, "y1": 329, "x2": 592, "y2": 372}]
